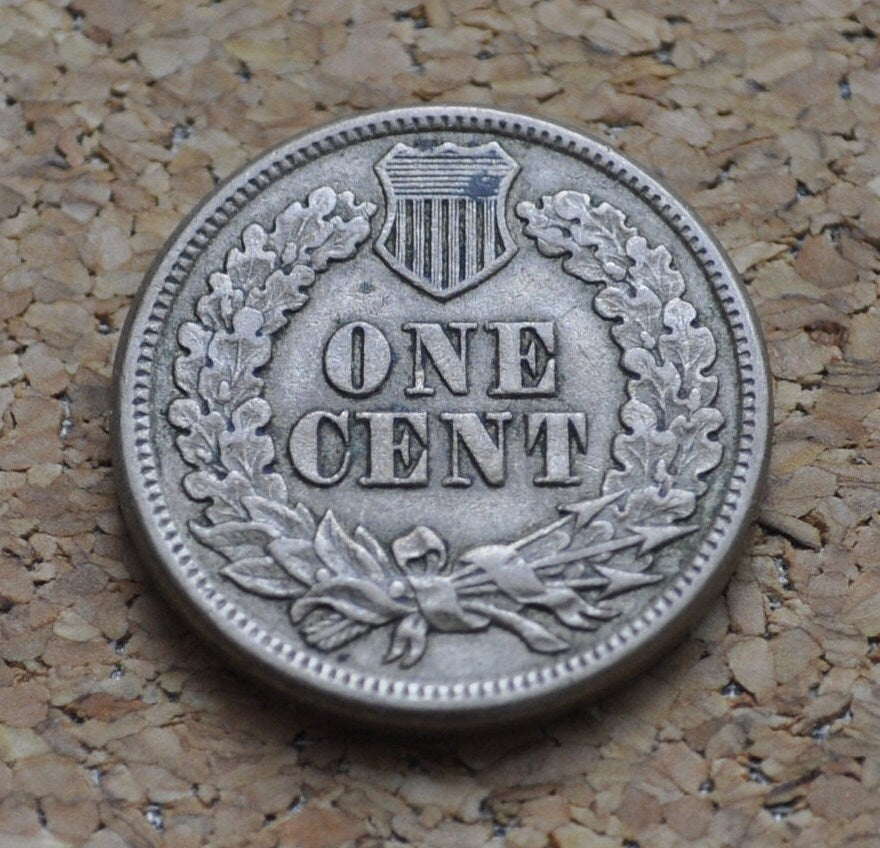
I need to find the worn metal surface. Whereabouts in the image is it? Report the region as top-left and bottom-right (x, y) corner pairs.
(113, 106), (770, 730)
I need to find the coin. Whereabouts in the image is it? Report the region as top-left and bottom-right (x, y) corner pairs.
(114, 106), (770, 730)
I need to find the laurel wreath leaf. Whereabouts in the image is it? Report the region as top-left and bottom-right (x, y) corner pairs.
(169, 184), (724, 668)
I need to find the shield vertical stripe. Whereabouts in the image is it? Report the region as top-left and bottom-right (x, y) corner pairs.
(482, 198), (495, 269)
(465, 198), (477, 282)
(431, 198), (442, 291)
(395, 199), (406, 264)
(414, 199), (424, 280)
(448, 199), (459, 290)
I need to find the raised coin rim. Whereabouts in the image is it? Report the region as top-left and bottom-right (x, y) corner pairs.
(113, 106), (771, 729)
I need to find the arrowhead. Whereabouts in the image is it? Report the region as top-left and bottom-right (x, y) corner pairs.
(629, 524), (698, 555)
(559, 491), (625, 531)
(593, 565), (663, 599)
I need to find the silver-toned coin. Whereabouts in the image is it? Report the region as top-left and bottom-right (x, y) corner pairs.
(114, 106), (770, 730)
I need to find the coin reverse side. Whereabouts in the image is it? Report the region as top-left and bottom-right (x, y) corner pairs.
(114, 107), (771, 730)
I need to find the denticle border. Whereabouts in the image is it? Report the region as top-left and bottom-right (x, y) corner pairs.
(121, 108), (766, 711)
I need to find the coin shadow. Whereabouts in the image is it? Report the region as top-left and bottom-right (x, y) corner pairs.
(113, 517), (747, 785)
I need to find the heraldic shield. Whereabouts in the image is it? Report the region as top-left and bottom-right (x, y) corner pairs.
(374, 141), (520, 300)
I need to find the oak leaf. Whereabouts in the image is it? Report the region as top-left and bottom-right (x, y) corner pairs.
(174, 321), (210, 395)
(191, 519), (278, 561)
(314, 511), (387, 581)
(225, 223), (275, 293)
(168, 398), (225, 467)
(221, 557), (303, 599)
(243, 496), (315, 540)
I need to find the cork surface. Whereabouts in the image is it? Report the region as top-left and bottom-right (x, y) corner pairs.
(2, 1), (880, 846)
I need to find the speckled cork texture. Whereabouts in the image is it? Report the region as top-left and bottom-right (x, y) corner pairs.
(1, 2), (880, 846)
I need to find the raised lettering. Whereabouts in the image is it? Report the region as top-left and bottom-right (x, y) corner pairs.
(356, 412), (429, 487)
(404, 321), (477, 397)
(289, 410), (351, 485)
(486, 321), (556, 397)
(526, 411), (588, 485)
(324, 321), (392, 397)
(441, 412), (512, 487)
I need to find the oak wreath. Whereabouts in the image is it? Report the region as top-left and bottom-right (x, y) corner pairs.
(168, 185), (723, 668)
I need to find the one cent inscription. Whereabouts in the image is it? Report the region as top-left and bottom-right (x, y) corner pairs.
(290, 318), (588, 489)
(114, 107), (770, 729)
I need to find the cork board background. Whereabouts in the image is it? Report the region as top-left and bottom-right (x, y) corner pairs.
(2, 1), (880, 846)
